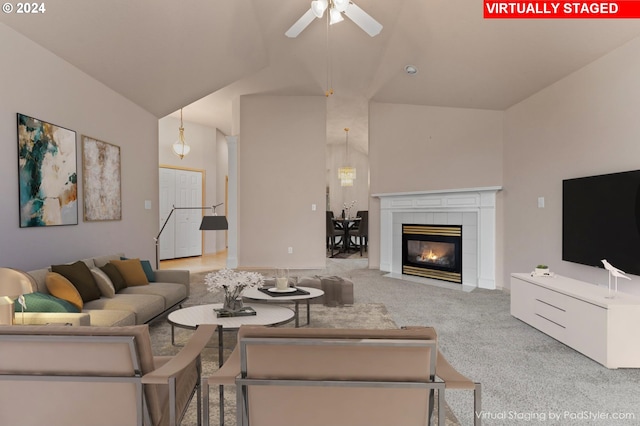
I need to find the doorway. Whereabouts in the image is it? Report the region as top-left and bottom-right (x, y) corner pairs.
(159, 167), (205, 260)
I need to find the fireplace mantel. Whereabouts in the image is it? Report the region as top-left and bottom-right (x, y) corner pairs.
(373, 187), (502, 289)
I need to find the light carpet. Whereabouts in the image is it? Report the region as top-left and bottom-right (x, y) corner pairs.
(148, 269), (459, 426)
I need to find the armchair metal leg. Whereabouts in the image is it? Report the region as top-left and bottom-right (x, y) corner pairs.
(197, 364), (202, 426)
(203, 379), (210, 426)
(438, 387), (445, 425)
(474, 383), (482, 426)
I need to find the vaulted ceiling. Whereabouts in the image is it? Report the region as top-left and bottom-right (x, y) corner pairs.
(3, 0), (640, 153)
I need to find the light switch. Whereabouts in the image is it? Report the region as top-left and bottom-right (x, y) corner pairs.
(537, 197), (545, 208)
(312, 204), (317, 211)
(145, 200), (152, 210)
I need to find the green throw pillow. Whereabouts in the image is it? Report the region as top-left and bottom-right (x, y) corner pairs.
(100, 263), (127, 293)
(18, 292), (80, 313)
(51, 261), (101, 303)
(140, 260), (156, 282)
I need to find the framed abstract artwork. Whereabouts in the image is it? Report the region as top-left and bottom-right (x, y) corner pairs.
(17, 113), (78, 227)
(81, 135), (122, 221)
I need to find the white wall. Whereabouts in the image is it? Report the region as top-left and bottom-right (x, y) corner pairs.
(216, 128), (229, 253)
(158, 116), (226, 255)
(239, 95), (326, 269)
(0, 23), (160, 271)
(368, 102), (505, 281)
(504, 35), (640, 296)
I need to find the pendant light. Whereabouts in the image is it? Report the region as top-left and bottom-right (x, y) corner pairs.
(172, 108), (191, 159)
(338, 127), (356, 187)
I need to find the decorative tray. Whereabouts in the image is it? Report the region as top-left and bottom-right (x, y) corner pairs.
(214, 306), (257, 317)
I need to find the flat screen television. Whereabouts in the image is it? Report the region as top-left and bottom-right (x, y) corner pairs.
(562, 170), (640, 276)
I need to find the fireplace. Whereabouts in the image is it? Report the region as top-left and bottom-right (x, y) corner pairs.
(402, 224), (462, 284)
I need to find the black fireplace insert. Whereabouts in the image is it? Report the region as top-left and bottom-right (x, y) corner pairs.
(402, 224), (462, 284)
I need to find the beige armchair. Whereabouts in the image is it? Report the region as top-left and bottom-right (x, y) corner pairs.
(206, 326), (450, 426)
(0, 323), (216, 426)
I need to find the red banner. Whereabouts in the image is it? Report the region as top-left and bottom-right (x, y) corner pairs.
(484, 1), (640, 18)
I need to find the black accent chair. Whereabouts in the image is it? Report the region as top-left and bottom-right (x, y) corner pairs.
(327, 211), (345, 257)
(353, 210), (368, 256)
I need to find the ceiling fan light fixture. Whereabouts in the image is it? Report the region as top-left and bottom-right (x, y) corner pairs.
(333, 0), (349, 12)
(329, 8), (344, 25)
(286, 0), (382, 38)
(312, 0), (328, 18)
(405, 65), (418, 75)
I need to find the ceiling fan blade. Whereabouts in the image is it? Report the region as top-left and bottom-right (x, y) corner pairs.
(285, 8), (317, 38)
(343, 2), (382, 37)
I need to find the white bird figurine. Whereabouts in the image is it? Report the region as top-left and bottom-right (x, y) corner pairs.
(601, 259), (631, 298)
(601, 259), (625, 274)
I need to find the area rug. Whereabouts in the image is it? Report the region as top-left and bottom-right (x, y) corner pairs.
(147, 271), (460, 425)
(329, 249), (367, 260)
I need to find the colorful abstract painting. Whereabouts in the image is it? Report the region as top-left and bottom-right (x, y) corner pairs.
(17, 113), (78, 227)
(82, 136), (121, 221)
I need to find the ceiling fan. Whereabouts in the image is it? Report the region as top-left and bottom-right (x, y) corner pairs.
(285, 0), (383, 38)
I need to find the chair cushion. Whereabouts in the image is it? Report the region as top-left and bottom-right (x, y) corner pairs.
(45, 272), (84, 311)
(100, 263), (127, 293)
(51, 261), (101, 303)
(111, 259), (149, 287)
(19, 291), (80, 313)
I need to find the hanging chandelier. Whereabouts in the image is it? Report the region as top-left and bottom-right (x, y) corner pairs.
(338, 127), (356, 187)
(172, 108), (191, 159)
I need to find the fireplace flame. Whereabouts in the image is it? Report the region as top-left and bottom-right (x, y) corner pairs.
(420, 249), (439, 262)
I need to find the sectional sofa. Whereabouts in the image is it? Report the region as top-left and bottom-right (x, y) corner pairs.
(5, 253), (189, 326)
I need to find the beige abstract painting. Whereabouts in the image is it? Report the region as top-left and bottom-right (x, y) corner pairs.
(82, 135), (121, 221)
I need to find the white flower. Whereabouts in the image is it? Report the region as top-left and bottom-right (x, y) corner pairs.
(205, 269), (264, 293)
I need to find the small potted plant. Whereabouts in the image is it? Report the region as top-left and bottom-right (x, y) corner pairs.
(535, 264), (550, 276)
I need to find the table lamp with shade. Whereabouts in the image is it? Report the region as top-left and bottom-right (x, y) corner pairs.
(0, 268), (31, 325)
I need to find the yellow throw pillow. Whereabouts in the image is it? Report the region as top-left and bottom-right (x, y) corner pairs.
(111, 259), (149, 287)
(45, 272), (83, 311)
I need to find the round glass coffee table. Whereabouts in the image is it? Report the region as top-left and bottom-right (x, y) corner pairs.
(242, 286), (324, 327)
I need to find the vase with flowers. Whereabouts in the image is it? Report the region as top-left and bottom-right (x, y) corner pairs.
(205, 269), (264, 313)
(343, 200), (357, 219)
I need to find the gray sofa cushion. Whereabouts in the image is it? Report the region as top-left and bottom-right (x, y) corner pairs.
(83, 309), (136, 326)
(83, 294), (165, 324)
(119, 282), (187, 309)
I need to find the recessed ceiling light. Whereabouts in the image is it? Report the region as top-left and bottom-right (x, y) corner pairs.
(404, 65), (418, 75)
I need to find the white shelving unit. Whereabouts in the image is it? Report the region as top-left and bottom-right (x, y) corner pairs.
(511, 273), (640, 369)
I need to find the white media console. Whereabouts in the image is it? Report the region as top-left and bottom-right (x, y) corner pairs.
(511, 273), (640, 369)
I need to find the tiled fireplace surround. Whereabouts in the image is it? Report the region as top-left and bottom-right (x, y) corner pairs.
(374, 187), (501, 290)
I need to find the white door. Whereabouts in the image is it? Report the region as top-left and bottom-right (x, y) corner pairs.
(174, 169), (203, 258)
(159, 168), (176, 261)
(159, 168), (203, 260)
